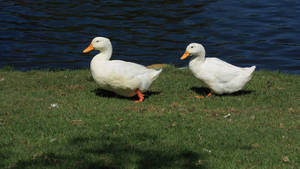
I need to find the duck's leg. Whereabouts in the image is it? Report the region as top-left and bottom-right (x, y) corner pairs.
(195, 89), (213, 99)
(207, 89), (213, 97)
(134, 89), (144, 103)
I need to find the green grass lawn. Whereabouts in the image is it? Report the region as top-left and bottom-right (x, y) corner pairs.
(0, 66), (299, 169)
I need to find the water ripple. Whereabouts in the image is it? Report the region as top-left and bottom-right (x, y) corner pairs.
(0, 0), (299, 74)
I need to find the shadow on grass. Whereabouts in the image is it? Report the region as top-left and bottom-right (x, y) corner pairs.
(92, 88), (161, 101)
(0, 142), (13, 168)
(0, 150), (10, 168)
(191, 87), (254, 97)
(10, 133), (206, 169)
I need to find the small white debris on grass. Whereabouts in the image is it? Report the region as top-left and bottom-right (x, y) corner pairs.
(0, 77), (4, 81)
(203, 148), (212, 153)
(282, 156), (290, 163)
(224, 113), (231, 118)
(195, 160), (204, 166)
(50, 138), (57, 143)
(50, 103), (59, 108)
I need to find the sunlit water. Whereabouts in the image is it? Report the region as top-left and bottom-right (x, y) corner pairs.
(1, 0), (300, 74)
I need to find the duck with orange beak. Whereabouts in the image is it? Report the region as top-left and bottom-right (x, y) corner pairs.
(181, 43), (256, 98)
(83, 37), (162, 102)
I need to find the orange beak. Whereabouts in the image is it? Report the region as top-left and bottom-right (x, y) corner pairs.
(180, 51), (190, 60)
(83, 43), (94, 53)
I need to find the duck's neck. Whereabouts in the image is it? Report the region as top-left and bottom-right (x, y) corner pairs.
(93, 47), (113, 62)
(190, 52), (206, 64)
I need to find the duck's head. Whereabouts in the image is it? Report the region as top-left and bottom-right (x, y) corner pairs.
(180, 43), (205, 60)
(83, 37), (112, 53)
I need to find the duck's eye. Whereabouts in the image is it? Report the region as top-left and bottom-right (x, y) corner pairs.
(191, 46), (194, 48)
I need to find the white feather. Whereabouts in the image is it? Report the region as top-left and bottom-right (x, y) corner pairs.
(184, 43), (255, 94)
(86, 37), (162, 97)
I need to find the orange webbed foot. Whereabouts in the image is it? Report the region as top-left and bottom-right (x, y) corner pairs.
(207, 90), (213, 97)
(134, 89), (144, 103)
(195, 89), (213, 99)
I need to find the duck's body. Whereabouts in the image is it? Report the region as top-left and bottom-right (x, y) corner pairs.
(90, 58), (162, 97)
(181, 43), (255, 95)
(189, 56), (255, 94)
(84, 37), (162, 102)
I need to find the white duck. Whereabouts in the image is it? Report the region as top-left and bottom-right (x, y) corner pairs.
(181, 43), (255, 97)
(83, 37), (162, 102)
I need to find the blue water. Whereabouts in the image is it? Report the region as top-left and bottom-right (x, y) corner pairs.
(1, 0), (300, 74)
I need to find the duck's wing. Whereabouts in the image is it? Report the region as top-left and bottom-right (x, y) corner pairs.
(204, 58), (243, 83)
(107, 60), (152, 79)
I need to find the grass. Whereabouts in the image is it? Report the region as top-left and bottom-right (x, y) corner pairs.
(0, 66), (299, 169)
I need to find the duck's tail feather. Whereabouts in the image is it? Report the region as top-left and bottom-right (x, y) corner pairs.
(250, 65), (256, 72)
(245, 65), (256, 80)
(249, 65), (256, 75)
(151, 68), (163, 81)
(139, 68), (162, 92)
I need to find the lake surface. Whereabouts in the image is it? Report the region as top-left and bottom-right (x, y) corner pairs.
(1, 0), (300, 74)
